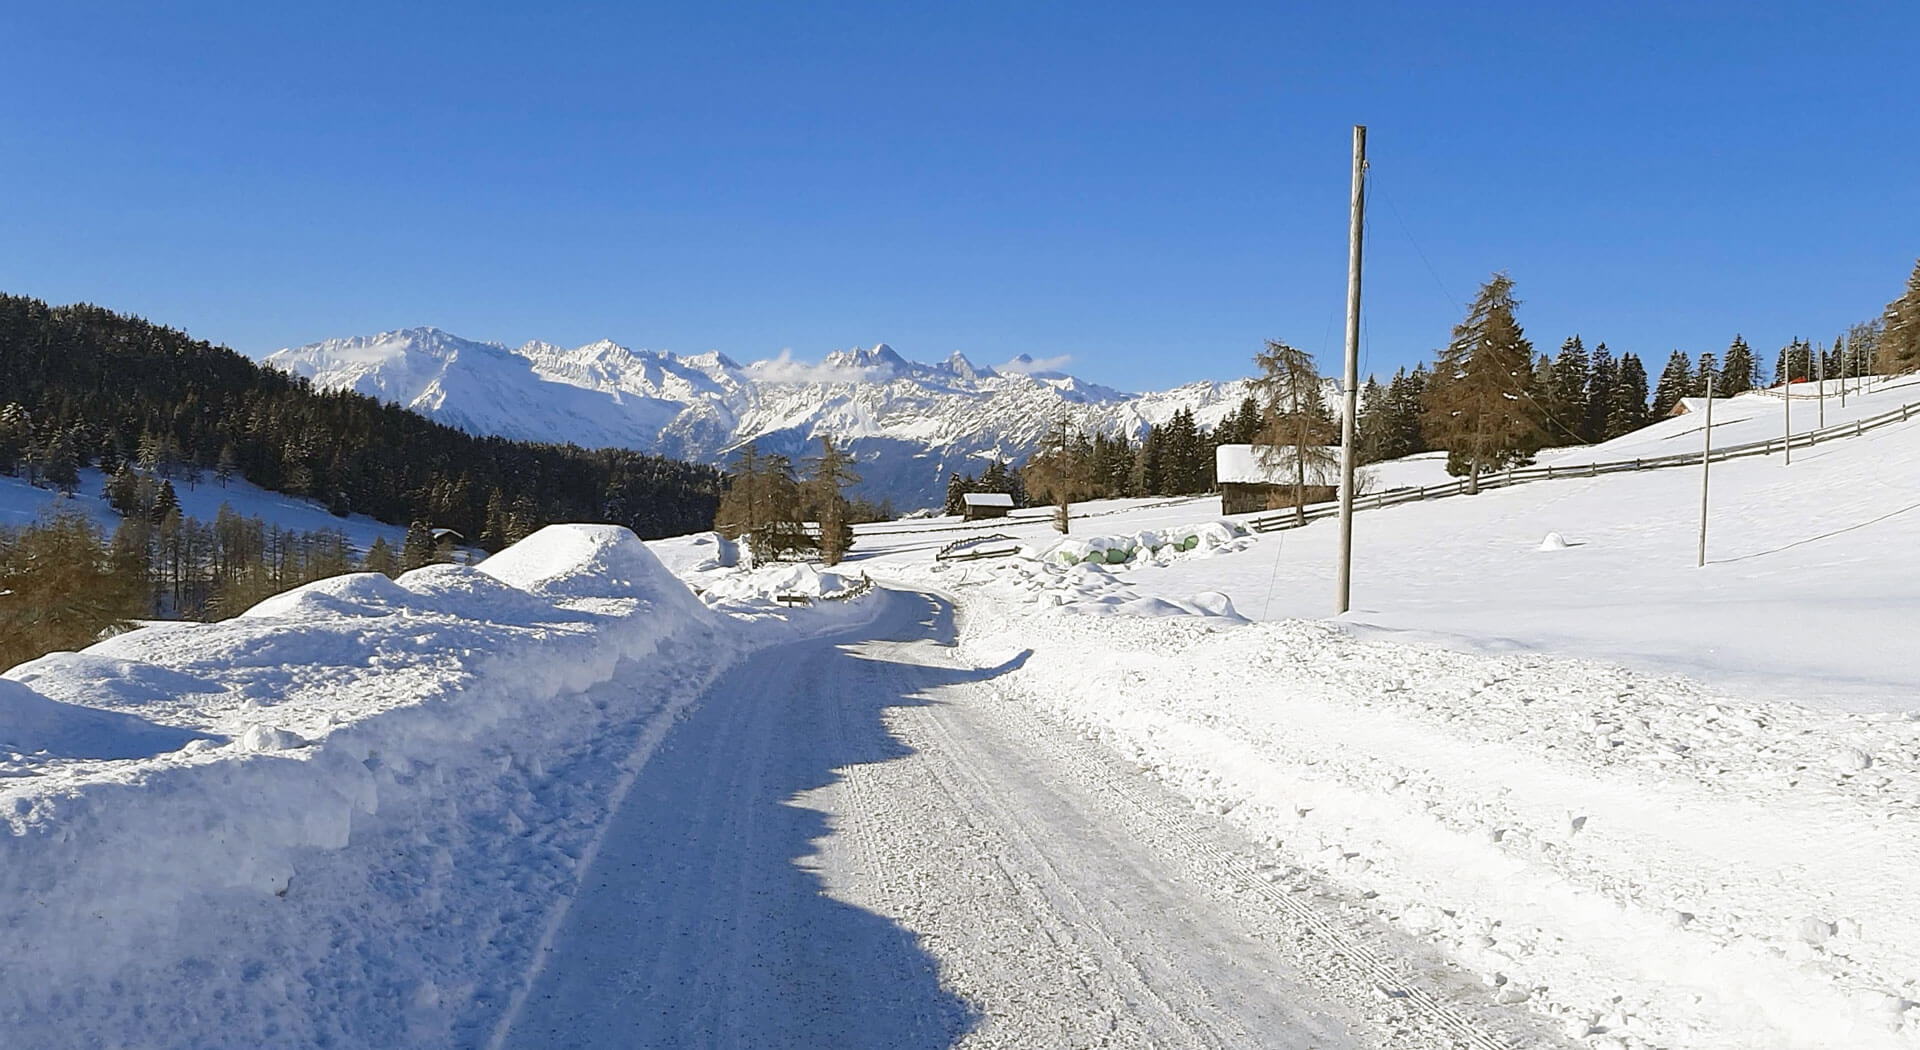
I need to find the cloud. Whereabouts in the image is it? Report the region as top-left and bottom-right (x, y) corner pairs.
(744, 349), (883, 385)
(995, 353), (1074, 376)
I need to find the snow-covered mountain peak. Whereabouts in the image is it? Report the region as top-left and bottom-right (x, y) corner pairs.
(821, 343), (909, 376)
(268, 328), (1255, 506)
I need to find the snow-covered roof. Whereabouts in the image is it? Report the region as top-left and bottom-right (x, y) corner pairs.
(962, 492), (1014, 507)
(1215, 444), (1340, 486)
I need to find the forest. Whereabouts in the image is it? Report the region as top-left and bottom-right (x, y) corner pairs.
(0, 294), (724, 547)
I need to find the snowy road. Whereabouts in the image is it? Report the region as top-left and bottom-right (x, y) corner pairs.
(493, 590), (1510, 1049)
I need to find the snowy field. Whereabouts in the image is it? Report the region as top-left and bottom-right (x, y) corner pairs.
(7, 375), (1920, 1049)
(0, 466), (409, 551)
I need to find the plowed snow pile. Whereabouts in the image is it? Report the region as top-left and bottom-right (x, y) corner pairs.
(0, 525), (730, 1049)
(943, 592), (1920, 1050)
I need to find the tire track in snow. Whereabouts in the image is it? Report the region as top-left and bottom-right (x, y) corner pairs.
(964, 659), (1520, 1050)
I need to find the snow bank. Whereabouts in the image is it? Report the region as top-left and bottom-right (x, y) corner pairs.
(951, 594), (1920, 1050)
(644, 529), (739, 577)
(695, 561), (867, 607)
(1034, 520), (1250, 567)
(0, 525), (730, 1049)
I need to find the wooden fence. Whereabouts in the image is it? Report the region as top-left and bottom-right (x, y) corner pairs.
(1251, 394), (1920, 534)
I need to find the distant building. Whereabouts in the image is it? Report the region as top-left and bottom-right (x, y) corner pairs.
(1215, 444), (1338, 515)
(1666, 397), (1722, 418)
(961, 492), (1014, 520)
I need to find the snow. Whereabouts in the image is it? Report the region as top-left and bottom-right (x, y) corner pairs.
(0, 467), (408, 553)
(269, 327), (1259, 507)
(0, 525), (738, 1048)
(12, 370), (1920, 1048)
(1215, 443), (1341, 485)
(961, 491), (1013, 507)
(817, 371), (1920, 1049)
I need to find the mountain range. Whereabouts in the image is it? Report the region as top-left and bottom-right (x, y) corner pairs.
(266, 329), (1255, 507)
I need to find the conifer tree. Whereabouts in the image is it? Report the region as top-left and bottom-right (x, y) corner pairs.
(0, 404), (28, 476)
(1252, 339), (1340, 520)
(942, 473), (966, 516)
(152, 480), (180, 523)
(1420, 274), (1546, 492)
(362, 536), (401, 578)
(1023, 417), (1084, 533)
(1585, 343), (1616, 443)
(1652, 351), (1693, 418)
(804, 436), (859, 565)
(1355, 378), (1390, 464)
(0, 511), (148, 670)
(1606, 353), (1652, 438)
(401, 521), (436, 571)
(1550, 338), (1590, 435)
(1128, 425), (1164, 497)
(1881, 258), (1920, 374)
(1720, 335), (1758, 394)
(1692, 352), (1719, 398)
(1377, 366), (1429, 458)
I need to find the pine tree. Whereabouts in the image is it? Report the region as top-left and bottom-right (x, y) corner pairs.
(362, 537), (401, 578)
(1377, 366), (1428, 458)
(1550, 338), (1590, 438)
(1355, 378), (1390, 464)
(943, 473), (966, 516)
(1585, 343), (1616, 443)
(401, 520), (436, 571)
(1606, 353), (1652, 438)
(1721, 335), (1758, 394)
(1881, 258), (1920, 374)
(40, 431), (81, 494)
(1129, 425), (1164, 497)
(104, 464), (142, 515)
(0, 404), (28, 476)
(152, 480), (180, 523)
(1692, 352), (1719, 398)
(1651, 351), (1693, 418)
(215, 444), (237, 488)
(1252, 339), (1340, 520)
(1420, 274), (1546, 492)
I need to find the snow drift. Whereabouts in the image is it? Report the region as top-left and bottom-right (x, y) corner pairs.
(0, 525), (729, 1049)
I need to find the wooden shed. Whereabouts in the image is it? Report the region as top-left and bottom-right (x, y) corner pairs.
(1215, 444), (1338, 515)
(961, 492), (1014, 520)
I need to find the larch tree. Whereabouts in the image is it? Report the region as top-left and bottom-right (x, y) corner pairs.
(804, 436), (859, 566)
(1251, 339), (1340, 522)
(1881, 258), (1920, 374)
(1023, 416), (1085, 533)
(1420, 274), (1546, 493)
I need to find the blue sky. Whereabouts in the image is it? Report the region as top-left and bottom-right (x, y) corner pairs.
(4, 2), (1915, 391)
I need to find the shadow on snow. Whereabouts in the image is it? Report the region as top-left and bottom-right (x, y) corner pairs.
(502, 589), (1016, 1049)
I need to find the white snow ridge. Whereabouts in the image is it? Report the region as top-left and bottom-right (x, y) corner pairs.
(0, 526), (731, 1048)
(266, 327), (1258, 506)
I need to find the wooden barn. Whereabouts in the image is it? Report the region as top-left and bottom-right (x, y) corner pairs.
(961, 491), (1014, 520)
(1215, 444), (1339, 515)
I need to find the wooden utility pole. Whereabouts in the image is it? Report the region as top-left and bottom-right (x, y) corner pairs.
(1336, 124), (1367, 616)
(1784, 372), (1792, 466)
(1817, 342), (1826, 428)
(1698, 376), (1713, 568)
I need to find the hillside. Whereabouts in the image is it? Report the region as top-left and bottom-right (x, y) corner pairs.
(267, 327), (1261, 507)
(0, 296), (723, 544)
